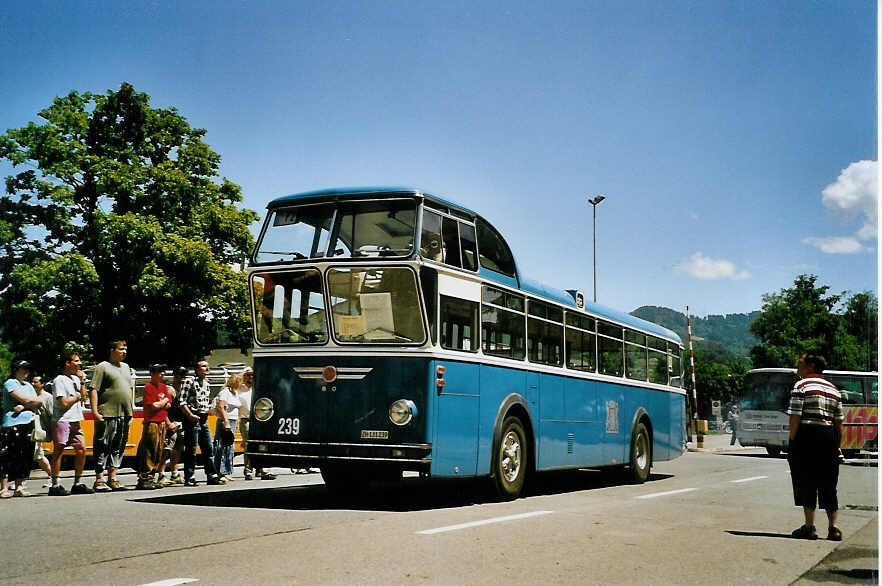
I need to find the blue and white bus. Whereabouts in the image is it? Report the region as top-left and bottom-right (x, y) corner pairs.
(245, 187), (686, 499)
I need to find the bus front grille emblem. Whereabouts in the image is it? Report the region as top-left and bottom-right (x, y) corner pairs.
(294, 367), (373, 381)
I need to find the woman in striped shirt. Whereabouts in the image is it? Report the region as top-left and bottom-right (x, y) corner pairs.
(786, 352), (844, 541)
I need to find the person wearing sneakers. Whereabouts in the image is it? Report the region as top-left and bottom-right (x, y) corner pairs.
(89, 340), (135, 493)
(136, 364), (174, 490)
(212, 373), (242, 482)
(49, 350), (93, 496)
(787, 351), (844, 542)
(179, 360), (225, 486)
(1, 360), (42, 498)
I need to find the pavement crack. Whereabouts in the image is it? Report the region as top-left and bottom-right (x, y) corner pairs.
(7, 527), (313, 580)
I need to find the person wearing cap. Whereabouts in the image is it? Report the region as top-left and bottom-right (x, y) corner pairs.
(49, 349), (93, 496)
(135, 364), (174, 490)
(89, 340), (135, 492)
(1, 360), (43, 497)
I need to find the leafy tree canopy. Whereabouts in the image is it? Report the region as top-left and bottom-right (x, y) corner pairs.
(0, 83), (259, 375)
(749, 275), (877, 371)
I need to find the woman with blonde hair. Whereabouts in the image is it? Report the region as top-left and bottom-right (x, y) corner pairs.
(213, 373), (242, 481)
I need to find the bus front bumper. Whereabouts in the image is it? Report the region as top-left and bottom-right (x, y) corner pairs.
(245, 440), (432, 473)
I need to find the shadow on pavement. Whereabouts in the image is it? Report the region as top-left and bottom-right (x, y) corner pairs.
(727, 530), (800, 539)
(130, 469), (674, 512)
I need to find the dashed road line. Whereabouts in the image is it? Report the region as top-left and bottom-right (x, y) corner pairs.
(140, 580), (199, 586)
(730, 475), (769, 483)
(635, 487), (698, 499)
(417, 511), (554, 535)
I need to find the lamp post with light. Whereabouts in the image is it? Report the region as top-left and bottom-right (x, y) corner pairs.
(587, 195), (606, 303)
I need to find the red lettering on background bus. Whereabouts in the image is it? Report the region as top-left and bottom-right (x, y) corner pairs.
(842, 406), (878, 449)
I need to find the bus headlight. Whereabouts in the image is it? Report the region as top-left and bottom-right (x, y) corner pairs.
(389, 399), (417, 426)
(253, 398), (275, 422)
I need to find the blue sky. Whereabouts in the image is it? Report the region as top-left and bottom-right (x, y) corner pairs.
(1, 1), (876, 317)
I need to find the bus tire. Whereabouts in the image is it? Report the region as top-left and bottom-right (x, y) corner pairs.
(628, 422), (651, 484)
(491, 416), (528, 500)
(766, 446), (781, 457)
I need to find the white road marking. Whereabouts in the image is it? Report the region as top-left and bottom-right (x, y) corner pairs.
(635, 488), (698, 499)
(731, 475), (769, 483)
(416, 511), (554, 535)
(139, 580), (199, 586)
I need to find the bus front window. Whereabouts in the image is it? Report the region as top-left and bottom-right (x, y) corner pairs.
(252, 270), (328, 345)
(328, 267), (425, 344)
(254, 199), (417, 263)
(740, 372), (795, 411)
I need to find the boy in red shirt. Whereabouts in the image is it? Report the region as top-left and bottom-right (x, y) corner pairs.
(136, 364), (174, 490)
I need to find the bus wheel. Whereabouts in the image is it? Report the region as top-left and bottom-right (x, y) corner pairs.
(628, 422), (651, 484)
(766, 446), (781, 457)
(492, 416), (528, 500)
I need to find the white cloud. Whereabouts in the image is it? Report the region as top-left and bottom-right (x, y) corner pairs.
(674, 252), (751, 280)
(801, 236), (868, 254)
(820, 159), (878, 240)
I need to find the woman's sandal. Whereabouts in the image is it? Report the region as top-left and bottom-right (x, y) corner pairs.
(791, 524), (818, 540)
(827, 526), (842, 541)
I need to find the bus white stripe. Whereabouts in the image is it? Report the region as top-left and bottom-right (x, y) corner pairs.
(730, 476), (768, 483)
(636, 488), (697, 499)
(416, 511), (553, 534)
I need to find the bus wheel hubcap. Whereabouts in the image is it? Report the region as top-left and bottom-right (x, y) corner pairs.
(501, 430), (521, 482)
(636, 434), (647, 469)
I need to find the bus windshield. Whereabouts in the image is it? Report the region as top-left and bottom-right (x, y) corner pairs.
(255, 199), (417, 263)
(328, 267), (425, 344)
(740, 371), (795, 411)
(252, 269), (329, 345)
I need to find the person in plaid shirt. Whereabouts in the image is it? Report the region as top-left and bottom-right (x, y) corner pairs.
(786, 352), (843, 541)
(178, 360), (224, 486)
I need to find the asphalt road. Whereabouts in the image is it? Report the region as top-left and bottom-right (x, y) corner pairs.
(1, 434), (876, 585)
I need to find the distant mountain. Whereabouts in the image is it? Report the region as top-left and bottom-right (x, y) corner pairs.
(630, 306), (760, 360)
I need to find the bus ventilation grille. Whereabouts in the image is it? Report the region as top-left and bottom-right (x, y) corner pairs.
(568, 434), (575, 454)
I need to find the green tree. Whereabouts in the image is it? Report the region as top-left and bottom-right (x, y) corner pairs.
(749, 274), (868, 370)
(842, 291), (878, 371)
(0, 83), (259, 374)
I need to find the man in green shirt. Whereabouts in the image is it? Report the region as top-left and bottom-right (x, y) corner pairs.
(89, 340), (135, 492)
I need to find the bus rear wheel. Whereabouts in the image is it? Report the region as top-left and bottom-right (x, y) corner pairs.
(628, 422), (651, 484)
(491, 416), (528, 500)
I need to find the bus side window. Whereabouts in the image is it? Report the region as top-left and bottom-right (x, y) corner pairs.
(565, 313), (596, 372)
(442, 216), (462, 268)
(598, 321), (623, 377)
(625, 330), (647, 381)
(648, 336), (668, 384)
(420, 210), (443, 261)
(481, 286), (525, 360)
(527, 300), (563, 366)
(476, 218), (516, 277)
(459, 222), (478, 271)
(440, 295), (479, 352)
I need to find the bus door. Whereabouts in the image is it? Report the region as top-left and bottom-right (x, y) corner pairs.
(433, 360), (479, 476)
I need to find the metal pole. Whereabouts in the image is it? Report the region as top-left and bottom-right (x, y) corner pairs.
(686, 305), (703, 448)
(587, 195), (604, 303)
(593, 203), (597, 303)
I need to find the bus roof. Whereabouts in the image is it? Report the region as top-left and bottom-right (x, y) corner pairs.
(266, 186), (681, 344)
(747, 367), (878, 376)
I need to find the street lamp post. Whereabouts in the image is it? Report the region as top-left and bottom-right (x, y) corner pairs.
(587, 195), (606, 303)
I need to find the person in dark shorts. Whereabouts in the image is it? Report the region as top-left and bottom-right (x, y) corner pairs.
(787, 352), (844, 541)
